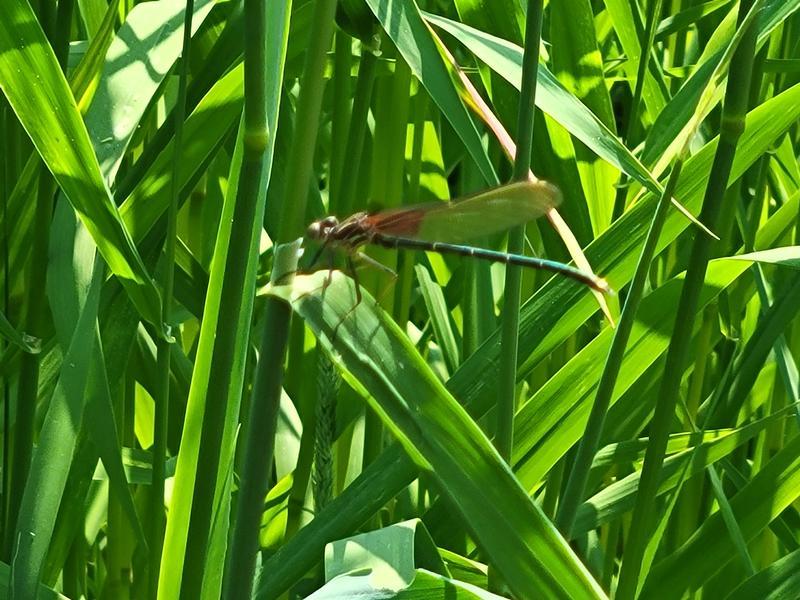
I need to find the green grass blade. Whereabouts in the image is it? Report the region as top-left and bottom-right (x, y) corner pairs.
(640, 434), (800, 598)
(424, 13), (659, 195)
(549, 0), (617, 235)
(9, 265), (102, 597)
(0, 0), (162, 331)
(88, 0), (216, 184)
(725, 549), (800, 600)
(269, 272), (607, 600)
(363, 0), (499, 187)
(119, 65), (244, 243)
(415, 265), (460, 374)
(449, 82), (800, 416)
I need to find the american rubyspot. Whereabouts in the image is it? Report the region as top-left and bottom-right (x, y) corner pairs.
(306, 180), (610, 294)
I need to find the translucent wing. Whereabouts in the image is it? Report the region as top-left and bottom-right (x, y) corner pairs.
(369, 180), (561, 244)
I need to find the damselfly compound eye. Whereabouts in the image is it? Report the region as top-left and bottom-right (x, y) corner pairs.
(307, 216), (339, 240)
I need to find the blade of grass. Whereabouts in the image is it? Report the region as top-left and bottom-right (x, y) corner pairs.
(0, 0), (162, 331)
(640, 433), (800, 598)
(492, 2), (545, 590)
(615, 2), (759, 596)
(497, 0), (543, 474)
(9, 261), (103, 597)
(269, 271), (607, 600)
(363, 0), (499, 187)
(150, 0), (196, 593)
(176, 0), (292, 588)
(556, 0), (766, 536)
(177, 0), (292, 597)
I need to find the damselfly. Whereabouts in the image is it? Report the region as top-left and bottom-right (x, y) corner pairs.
(306, 181), (610, 294)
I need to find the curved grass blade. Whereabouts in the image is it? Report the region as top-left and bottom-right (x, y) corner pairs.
(639, 434), (800, 598)
(362, 0), (498, 187)
(268, 271), (607, 600)
(723, 246), (800, 268)
(0, 0), (162, 331)
(424, 12), (714, 238)
(89, 0), (216, 184)
(427, 38), (613, 319)
(424, 12), (658, 196)
(119, 64), (244, 243)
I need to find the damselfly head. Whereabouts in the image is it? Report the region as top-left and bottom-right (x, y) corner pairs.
(307, 216), (339, 240)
